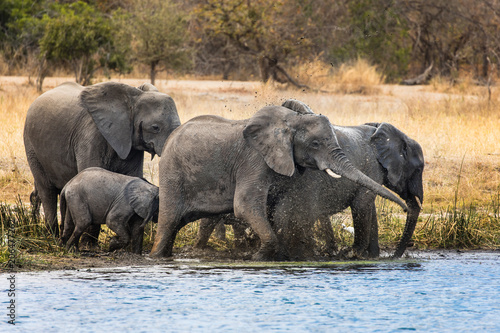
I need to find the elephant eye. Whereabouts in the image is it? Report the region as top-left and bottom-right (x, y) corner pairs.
(310, 140), (320, 149)
(151, 125), (160, 133)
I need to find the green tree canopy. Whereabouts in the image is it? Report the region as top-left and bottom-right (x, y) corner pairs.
(40, 1), (129, 86)
(117, 0), (191, 85)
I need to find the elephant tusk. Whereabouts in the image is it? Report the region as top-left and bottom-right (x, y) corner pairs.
(415, 196), (423, 210)
(326, 169), (341, 179)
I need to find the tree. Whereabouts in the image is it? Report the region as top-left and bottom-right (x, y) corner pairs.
(194, 0), (319, 87)
(0, 0), (48, 78)
(325, 0), (410, 82)
(39, 1), (129, 86)
(118, 0), (191, 85)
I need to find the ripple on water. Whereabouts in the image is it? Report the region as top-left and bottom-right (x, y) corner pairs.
(5, 252), (500, 332)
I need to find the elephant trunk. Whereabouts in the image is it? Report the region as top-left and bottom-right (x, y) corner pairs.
(392, 196), (421, 258)
(327, 147), (408, 212)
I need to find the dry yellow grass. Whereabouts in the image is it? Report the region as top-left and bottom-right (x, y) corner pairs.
(293, 57), (385, 94)
(0, 73), (499, 214)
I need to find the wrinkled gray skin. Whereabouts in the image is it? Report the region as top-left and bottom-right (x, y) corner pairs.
(271, 122), (424, 259)
(151, 100), (408, 261)
(60, 167), (159, 253)
(196, 122), (424, 259)
(24, 81), (180, 239)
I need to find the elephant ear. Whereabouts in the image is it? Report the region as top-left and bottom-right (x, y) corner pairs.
(370, 123), (409, 192)
(124, 179), (159, 220)
(243, 107), (295, 177)
(137, 83), (159, 92)
(281, 99), (315, 115)
(80, 82), (142, 160)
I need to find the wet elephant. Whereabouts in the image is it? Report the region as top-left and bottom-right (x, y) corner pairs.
(150, 100), (407, 261)
(271, 122), (424, 258)
(196, 122), (424, 259)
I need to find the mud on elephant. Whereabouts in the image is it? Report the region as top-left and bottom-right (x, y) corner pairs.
(151, 100), (407, 261)
(195, 122), (424, 259)
(60, 167), (159, 253)
(24, 81), (180, 240)
(270, 122), (424, 259)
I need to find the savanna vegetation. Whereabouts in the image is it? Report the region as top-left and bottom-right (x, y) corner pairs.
(2, 0), (500, 88)
(1, 0), (499, 269)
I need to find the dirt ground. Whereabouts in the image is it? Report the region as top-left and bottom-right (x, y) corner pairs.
(5, 246), (270, 272)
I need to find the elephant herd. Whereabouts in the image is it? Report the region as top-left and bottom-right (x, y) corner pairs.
(23, 81), (424, 261)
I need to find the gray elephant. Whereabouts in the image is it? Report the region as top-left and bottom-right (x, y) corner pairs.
(195, 122), (424, 259)
(150, 99), (408, 261)
(24, 81), (180, 239)
(270, 122), (424, 259)
(60, 167), (159, 253)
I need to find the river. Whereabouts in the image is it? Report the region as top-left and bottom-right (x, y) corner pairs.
(3, 250), (499, 332)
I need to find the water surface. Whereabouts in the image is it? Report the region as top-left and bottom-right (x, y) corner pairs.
(3, 251), (499, 332)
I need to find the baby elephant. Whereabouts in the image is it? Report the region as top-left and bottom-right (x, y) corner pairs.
(60, 167), (159, 254)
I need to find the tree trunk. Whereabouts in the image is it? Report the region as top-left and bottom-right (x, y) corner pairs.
(259, 55), (310, 89)
(150, 61), (158, 86)
(36, 56), (47, 92)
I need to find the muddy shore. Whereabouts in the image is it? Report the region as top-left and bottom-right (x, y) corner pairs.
(4, 247), (498, 273)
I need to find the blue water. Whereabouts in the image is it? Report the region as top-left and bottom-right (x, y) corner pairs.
(2, 251), (499, 332)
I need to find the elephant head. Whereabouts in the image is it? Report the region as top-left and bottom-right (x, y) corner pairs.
(124, 179), (160, 228)
(80, 82), (181, 159)
(243, 99), (408, 212)
(369, 122), (424, 257)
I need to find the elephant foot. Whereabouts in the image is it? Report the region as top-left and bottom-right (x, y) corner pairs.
(58, 238), (66, 247)
(337, 248), (362, 260)
(251, 243), (289, 261)
(149, 246), (173, 259)
(109, 237), (128, 252)
(193, 240), (210, 249)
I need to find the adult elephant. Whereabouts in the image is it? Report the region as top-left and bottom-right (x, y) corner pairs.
(150, 100), (408, 261)
(24, 81), (180, 237)
(270, 122), (424, 259)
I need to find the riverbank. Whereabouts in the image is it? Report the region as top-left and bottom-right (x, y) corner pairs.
(3, 247), (499, 273)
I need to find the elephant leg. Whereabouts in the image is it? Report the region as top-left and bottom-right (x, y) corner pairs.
(106, 209), (133, 252)
(351, 195), (377, 258)
(232, 221), (251, 250)
(37, 184), (60, 237)
(79, 225), (101, 250)
(29, 188), (41, 222)
(194, 217), (222, 248)
(25, 145), (58, 234)
(318, 215), (337, 255)
(150, 192), (184, 258)
(367, 204), (380, 258)
(129, 217), (145, 254)
(64, 200), (92, 252)
(234, 184), (285, 261)
(213, 221), (227, 241)
(151, 217), (184, 258)
(60, 206), (75, 245)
